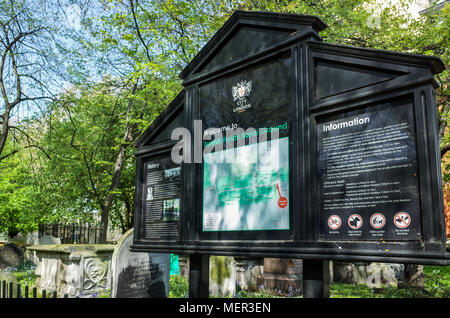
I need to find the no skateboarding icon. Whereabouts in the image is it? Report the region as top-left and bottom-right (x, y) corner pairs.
(328, 215), (341, 230)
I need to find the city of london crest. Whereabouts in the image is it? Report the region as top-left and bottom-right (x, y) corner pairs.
(232, 80), (252, 101)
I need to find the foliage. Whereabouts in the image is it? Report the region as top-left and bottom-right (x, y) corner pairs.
(238, 0), (450, 180)
(330, 265), (450, 298)
(169, 274), (189, 298)
(31, 78), (163, 232)
(423, 265), (450, 298)
(0, 140), (42, 235)
(0, 0), (448, 236)
(3, 260), (37, 296)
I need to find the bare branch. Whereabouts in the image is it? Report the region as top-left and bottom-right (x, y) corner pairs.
(442, 144), (450, 158)
(129, 0), (152, 63)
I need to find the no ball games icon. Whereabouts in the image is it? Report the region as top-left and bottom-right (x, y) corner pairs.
(328, 215), (341, 230)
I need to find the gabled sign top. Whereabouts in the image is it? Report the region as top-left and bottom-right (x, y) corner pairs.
(179, 10), (328, 80)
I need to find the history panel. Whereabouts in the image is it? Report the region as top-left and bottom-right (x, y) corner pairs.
(143, 155), (181, 240)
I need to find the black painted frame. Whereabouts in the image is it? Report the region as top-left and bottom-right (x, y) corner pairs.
(131, 11), (449, 265)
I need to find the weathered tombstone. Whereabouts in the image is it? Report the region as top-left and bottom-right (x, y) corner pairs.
(178, 255), (190, 278)
(333, 261), (404, 288)
(400, 264), (424, 289)
(257, 258), (302, 294)
(38, 235), (61, 245)
(26, 231), (39, 246)
(0, 232), (8, 243)
(209, 256), (236, 296)
(0, 243), (23, 269)
(111, 229), (170, 298)
(28, 244), (114, 297)
(234, 257), (264, 291)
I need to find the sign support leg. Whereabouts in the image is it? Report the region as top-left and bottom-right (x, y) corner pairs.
(188, 254), (210, 298)
(302, 259), (330, 298)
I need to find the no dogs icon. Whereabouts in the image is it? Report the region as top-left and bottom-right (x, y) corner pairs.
(348, 214), (363, 229)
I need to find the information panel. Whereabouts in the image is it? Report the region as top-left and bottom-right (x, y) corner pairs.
(144, 155), (181, 240)
(203, 137), (289, 231)
(318, 101), (422, 241)
(200, 53), (293, 233)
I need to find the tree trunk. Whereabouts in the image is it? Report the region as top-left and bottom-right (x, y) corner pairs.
(98, 86), (138, 243)
(98, 128), (132, 243)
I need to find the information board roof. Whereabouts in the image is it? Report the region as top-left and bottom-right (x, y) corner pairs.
(179, 10), (327, 80)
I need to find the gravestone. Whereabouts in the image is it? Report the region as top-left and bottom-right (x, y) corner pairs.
(111, 229), (170, 298)
(26, 231), (39, 246)
(38, 235), (61, 245)
(209, 256), (236, 297)
(0, 243), (23, 269)
(28, 244), (114, 297)
(0, 232), (8, 243)
(332, 261), (404, 287)
(256, 258), (302, 294)
(234, 257), (264, 291)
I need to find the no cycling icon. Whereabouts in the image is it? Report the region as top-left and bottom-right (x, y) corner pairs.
(327, 215), (342, 230)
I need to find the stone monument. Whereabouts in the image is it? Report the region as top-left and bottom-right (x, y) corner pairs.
(111, 228), (170, 298)
(28, 244), (115, 297)
(234, 257), (264, 291)
(209, 256), (236, 297)
(256, 258), (303, 294)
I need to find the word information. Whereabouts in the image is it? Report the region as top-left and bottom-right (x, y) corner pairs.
(318, 103), (421, 240)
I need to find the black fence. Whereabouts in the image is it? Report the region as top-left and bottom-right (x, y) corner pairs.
(38, 223), (104, 244)
(1, 280), (69, 298)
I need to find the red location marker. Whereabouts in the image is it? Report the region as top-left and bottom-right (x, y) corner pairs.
(276, 184), (288, 208)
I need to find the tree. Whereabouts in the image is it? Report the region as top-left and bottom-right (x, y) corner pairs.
(2, 0), (447, 240)
(0, 137), (42, 236)
(239, 0), (449, 173)
(75, 0), (234, 240)
(0, 0), (57, 160)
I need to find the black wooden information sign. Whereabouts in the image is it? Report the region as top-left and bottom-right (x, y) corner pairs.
(131, 11), (449, 266)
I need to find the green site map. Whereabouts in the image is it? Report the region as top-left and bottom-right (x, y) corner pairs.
(202, 137), (289, 231)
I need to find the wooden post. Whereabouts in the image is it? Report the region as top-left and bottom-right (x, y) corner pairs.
(188, 254), (210, 298)
(302, 259), (330, 298)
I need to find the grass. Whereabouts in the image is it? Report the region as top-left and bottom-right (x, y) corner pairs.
(329, 265), (450, 298)
(2, 262), (449, 298)
(168, 265), (450, 298)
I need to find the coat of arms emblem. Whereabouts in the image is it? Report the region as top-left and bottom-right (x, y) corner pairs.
(232, 80), (252, 101)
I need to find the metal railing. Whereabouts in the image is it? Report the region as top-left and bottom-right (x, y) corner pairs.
(38, 223), (104, 244)
(1, 280), (69, 298)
